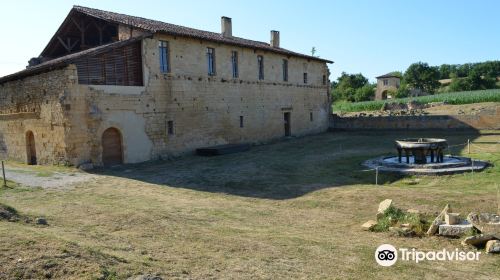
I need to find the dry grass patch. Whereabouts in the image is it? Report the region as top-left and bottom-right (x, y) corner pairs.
(0, 130), (499, 279)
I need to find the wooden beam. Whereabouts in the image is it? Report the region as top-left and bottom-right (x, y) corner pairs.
(57, 36), (79, 53)
(71, 17), (90, 46)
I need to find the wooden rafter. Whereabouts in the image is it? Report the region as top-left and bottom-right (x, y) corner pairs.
(71, 17), (90, 46)
(57, 36), (79, 53)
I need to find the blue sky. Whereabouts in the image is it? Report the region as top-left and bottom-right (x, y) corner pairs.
(1, 0), (499, 81)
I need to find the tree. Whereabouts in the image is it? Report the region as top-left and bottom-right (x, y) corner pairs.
(404, 62), (440, 94)
(331, 72), (370, 102)
(395, 81), (410, 98)
(354, 84), (375, 102)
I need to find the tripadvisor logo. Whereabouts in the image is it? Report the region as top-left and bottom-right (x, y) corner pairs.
(375, 244), (397, 266)
(375, 244), (481, 266)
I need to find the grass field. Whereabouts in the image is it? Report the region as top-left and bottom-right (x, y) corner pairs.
(333, 89), (500, 112)
(0, 130), (499, 279)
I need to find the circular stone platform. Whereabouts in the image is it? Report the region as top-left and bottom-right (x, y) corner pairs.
(363, 155), (490, 175)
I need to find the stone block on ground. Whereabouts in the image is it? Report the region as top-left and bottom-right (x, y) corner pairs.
(361, 220), (377, 231)
(377, 199), (393, 219)
(461, 234), (497, 247)
(467, 212), (500, 235)
(445, 213), (461, 225)
(427, 204), (451, 236)
(485, 240), (500, 254)
(438, 222), (472, 237)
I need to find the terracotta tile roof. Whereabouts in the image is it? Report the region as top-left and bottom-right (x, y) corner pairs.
(376, 73), (401, 79)
(72, 6), (333, 63)
(0, 36), (146, 84)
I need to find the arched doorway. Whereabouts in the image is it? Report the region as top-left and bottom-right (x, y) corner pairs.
(381, 90), (388, 100)
(26, 131), (37, 165)
(102, 127), (123, 166)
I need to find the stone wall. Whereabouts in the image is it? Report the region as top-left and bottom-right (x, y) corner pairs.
(0, 66), (76, 164)
(331, 110), (500, 131)
(62, 34), (331, 166)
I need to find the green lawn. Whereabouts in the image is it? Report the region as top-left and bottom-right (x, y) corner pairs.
(0, 130), (499, 279)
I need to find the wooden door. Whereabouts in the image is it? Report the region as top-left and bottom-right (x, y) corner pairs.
(102, 128), (123, 166)
(26, 131), (37, 165)
(284, 112), (291, 137)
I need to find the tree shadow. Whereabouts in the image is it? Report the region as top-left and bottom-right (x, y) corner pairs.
(88, 123), (484, 200)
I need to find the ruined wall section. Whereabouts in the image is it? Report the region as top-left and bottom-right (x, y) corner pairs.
(0, 66), (76, 164)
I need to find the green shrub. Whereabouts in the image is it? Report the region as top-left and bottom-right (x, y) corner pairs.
(372, 206), (430, 236)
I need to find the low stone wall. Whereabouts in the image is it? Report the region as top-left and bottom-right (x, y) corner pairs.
(330, 113), (500, 131)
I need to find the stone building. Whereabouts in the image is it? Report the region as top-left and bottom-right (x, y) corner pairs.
(375, 73), (400, 100)
(0, 6), (332, 167)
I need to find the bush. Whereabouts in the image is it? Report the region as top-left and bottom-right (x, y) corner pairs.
(372, 206), (430, 236)
(353, 85), (375, 102)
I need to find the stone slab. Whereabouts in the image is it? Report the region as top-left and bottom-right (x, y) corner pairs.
(439, 222), (473, 237)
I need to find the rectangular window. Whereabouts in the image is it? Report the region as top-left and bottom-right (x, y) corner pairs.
(383, 79), (388, 86)
(239, 116), (244, 128)
(231, 51), (239, 78)
(310, 112), (313, 122)
(282, 59), (288, 82)
(303, 73), (308, 84)
(159, 41), (170, 73)
(207, 48), (216, 76)
(167, 120), (174, 135)
(322, 75), (327, 85)
(258, 55), (264, 80)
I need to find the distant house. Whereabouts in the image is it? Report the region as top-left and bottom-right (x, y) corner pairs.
(375, 73), (400, 100)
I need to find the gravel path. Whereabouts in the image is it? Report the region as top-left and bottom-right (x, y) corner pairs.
(3, 166), (98, 189)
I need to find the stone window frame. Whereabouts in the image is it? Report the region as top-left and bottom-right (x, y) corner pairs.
(167, 120), (174, 135)
(159, 40), (170, 73)
(282, 59), (288, 82)
(257, 55), (264, 80)
(303, 72), (308, 84)
(231, 51), (239, 78)
(207, 47), (216, 76)
(383, 79), (388, 86)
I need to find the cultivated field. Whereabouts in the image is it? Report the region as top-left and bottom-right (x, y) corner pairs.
(333, 89), (500, 112)
(0, 130), (499, 279)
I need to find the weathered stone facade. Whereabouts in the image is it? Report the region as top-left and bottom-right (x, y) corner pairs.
(68, 35), (330, 165)
(0, 67), (76, 164)
(0, 8), (331, 167)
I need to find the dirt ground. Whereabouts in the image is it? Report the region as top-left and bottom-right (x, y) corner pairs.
(341, 102), (499, 117)
(0, 130), (499, 279)
(3, 164), (97, 189)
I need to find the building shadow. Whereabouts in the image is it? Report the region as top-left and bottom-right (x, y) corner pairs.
(89, 120), (484, 200)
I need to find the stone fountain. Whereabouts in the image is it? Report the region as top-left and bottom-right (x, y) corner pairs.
(362, 138), (489, 175)
(395, 138), (447, 164)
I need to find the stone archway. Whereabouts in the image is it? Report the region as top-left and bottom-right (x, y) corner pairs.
(381, 90), (388, 100)
(26, 131), (37, 165)
(102, 127), (123, 166)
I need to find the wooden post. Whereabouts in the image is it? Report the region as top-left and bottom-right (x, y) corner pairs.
(467, 139), (470, 154)
(375, 167), (379, 186)
(496, 183), (499, 215)
(1, 161), (6, 188)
